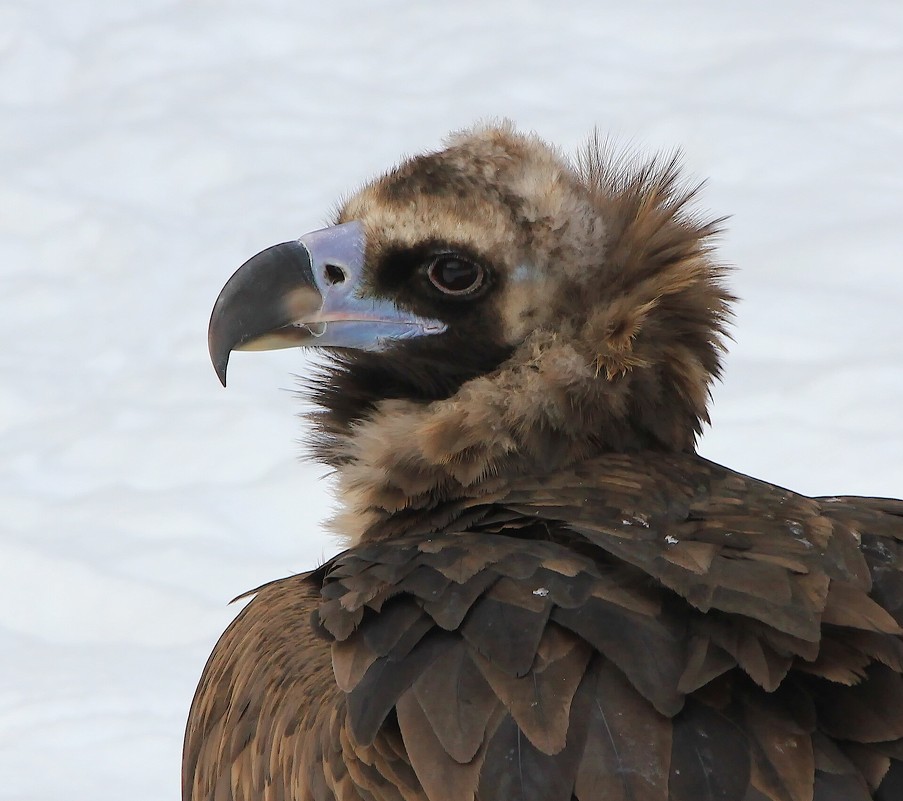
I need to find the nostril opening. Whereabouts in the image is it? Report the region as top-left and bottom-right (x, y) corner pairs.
(324, 263), (346, 285)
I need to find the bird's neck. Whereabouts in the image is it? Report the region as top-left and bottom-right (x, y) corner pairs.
(319, 331), (676, 543)
(323, 398), (553, 544)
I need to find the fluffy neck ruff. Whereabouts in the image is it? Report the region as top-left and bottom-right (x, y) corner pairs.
(310, 143), (733, 544)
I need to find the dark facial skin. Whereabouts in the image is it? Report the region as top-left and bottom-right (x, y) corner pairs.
(308, 241), (514, 443)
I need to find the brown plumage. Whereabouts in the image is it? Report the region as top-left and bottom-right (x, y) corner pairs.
(188, 124), (903, 801)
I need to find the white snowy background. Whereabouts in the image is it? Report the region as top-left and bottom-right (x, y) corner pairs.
(2, 1), (902, 798)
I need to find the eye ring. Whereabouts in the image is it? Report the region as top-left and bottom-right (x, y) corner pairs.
(426, 255), (486, 297)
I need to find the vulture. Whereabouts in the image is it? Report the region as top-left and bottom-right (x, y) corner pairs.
(187, 124), (903, 801)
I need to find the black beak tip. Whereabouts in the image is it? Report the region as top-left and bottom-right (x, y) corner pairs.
(208, 277), (242, 387)
(207, 241), (319, 388)
(212, 353), (229, 387)
(208, 312), (231, 387)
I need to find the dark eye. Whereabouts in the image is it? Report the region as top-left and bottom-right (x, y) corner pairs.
(426, 255), (486, 296)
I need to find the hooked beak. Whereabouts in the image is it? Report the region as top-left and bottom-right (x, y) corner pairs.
(207, 220), (445, 386)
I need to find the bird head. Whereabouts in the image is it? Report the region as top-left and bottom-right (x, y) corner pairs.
(209, 124), (732, 539)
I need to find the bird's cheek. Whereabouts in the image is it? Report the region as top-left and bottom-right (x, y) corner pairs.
(498, 274), (554, 342)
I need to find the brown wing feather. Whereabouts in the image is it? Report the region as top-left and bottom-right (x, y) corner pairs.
(183, 573), (351, 801)
(184, 453), (903, 800)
